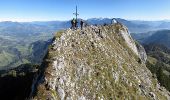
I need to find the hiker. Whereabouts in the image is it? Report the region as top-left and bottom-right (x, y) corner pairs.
(80, 19), (84, 30)
(71, 18), (76, 29)
(71, 18), (73, 29)
(75, 19), (78, 29)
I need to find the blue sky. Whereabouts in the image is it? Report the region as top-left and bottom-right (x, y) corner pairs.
(0, 0), (170, 21)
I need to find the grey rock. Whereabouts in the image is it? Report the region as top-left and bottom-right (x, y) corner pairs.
(136, 42), (147, 63)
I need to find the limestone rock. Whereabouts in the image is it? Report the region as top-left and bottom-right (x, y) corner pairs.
(136, 42), (147, 63)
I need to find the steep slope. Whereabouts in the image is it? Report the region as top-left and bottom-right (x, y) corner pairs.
(144, 44), (170, 91)
(31, 23), (170, 100)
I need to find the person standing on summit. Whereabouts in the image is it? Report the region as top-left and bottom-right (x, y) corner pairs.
(71, 19), (74, 29)
(80, 19), (84, 30)
(71, 18), (76, 29)
(75, 19), (78, 29)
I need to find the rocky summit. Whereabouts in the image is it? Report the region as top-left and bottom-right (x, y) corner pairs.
(30, 23), (170, 100)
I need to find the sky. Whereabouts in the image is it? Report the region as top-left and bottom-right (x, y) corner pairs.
(0, 0), (170, 22)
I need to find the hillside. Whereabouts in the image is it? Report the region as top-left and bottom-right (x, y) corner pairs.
(131, 29), (170, 93)
(131, 31), (154, 43)
(144, 44), (170, 91)
(0, 21), (54, 69)
(30, 23), (170, 99)
(0, 64), (38, 100)
(0, 38), (51, 70)
(131, 30), (170, 49)
(143, 30), (170, 48)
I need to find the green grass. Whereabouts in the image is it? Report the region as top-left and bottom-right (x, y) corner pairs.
(11, 59), (30, 68)
(55, 30), (64, 39)
(16, 46), (29, 55)
(0, 51), (15, 67)
(147, 56), (157, 65)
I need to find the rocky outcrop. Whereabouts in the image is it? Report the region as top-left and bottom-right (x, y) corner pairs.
(117, 24), (139, 56)
(116, 24), (147, 63)
(136, 42), (147, 63)
(31, 23), (170, 100)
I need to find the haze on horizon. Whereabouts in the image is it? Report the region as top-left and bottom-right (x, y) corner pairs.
(0, 0), (170, 22)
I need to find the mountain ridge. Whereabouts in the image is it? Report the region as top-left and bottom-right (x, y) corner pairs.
(30, 23), (170, 99)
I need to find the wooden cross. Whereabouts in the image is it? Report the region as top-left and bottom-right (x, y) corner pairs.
(73, 5), (79, 21)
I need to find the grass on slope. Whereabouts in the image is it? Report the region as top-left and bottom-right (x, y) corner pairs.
(0, 51), (15, 68)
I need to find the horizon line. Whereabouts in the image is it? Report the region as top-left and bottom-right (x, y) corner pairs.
(0, 17), (170, 22)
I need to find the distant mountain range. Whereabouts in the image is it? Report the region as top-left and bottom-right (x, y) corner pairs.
(0, 18), (170, 69)
(1, 18), (170, 35)
(86, 18), (170, 33)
